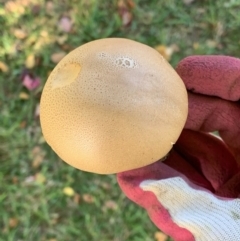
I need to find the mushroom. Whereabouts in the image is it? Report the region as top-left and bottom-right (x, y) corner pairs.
(40, 38), (188, 174)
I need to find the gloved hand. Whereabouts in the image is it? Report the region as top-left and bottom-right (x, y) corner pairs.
(117, 56), (240, 241)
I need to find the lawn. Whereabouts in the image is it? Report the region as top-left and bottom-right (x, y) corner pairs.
(1, 0), (240, 241)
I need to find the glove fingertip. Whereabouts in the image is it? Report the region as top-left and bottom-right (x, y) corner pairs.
(176, 55), (240, 101)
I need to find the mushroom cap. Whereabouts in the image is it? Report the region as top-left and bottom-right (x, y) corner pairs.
(40, 38), (188, 174)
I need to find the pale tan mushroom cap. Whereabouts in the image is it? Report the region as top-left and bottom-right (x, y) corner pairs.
(40, 38), (188, 174)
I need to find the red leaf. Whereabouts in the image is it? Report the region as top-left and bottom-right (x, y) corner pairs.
(22, 74), (40, 90)
(58, 17), (72, 33)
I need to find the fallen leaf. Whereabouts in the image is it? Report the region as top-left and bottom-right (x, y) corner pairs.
(83, 194), (94, 203)
(127, 0), (135, 8)
(25, 54), (35, 69)
(193, 42), (199, 50)
(19, 120), (27, 128)
(31, 4), (41, 15)
(155, 44), (178, 61)
(17, 0), (31, 7)
(40, 30), (49, 38)
(46, 1), (54, 14)
(35, 173), (46, 184)
(32, 154), (44, 168)
(31, 146), (45, 169)
(63, 187), (75, 196)
(12, 176), (18, 184)
(58, 17), (72, 33)
(14, 29), (27, 39)
(5, 1), (25, 15)
(154, 231), (168, 241)
(34, 103), (40, 118)
(22, 74), (41, 90)
(73, 193), (81, 204)
(216, 21), (224, 37)
(182, 0), (195, 4)
(101, 182), (111, 190)
(51, 52), (66, 63)
(102, 200), (118, 212)
(60, 44), (73, 51)
(122, 11), (132, 26)
(32, 146), (41, 155)
(19, 92), (29, 100)
(0, 61), (9, 73)
(50, 213), (60, 225)
(38, 135), (46, 144)
(118, 0), (126, 10)
(196, 8), (206, 14)
(9, 218), (19, 228)
(118, 0), (133, 26)
(109, 217), (116, 225)
(206, 39), (217, 48)
(24, 175), (35, 184)
(57, 35), (68, 45)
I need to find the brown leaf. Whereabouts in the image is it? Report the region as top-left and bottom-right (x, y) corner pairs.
(38, 135), (46, 144)
(56, 35), (68, 45)
(154, 231), (168, 241)
(206, 39), (217, 48)
(14, 29), (27, 39)
(155, 44), (178, 61)
(9, 218), (19, 228)
(17, 0), (31, 6)
(118, 0), (133, 26)
(60, 44), (72, 51)
(34, 103), (40, 118)
(32, 146), (41, 155)
(12, 176), (18, 184)
(83, 194), (94, 203)
(40, 30), (49, 38)
(101, 182), (111, 190)
(193, 42), (199, 50)
(32, 155), (44, 168)
(19, 92), (29, 100)
(35, 173), (46, 184)
(19, 120), (27, 128)
(51, 52), (66, 63)
(31, 146), (45, 168)
(31, 4), (41, 15)
(127, 0), (135, 8)
(102, 200), (118, 212)
(5, 1), (25, 15)
(118, 0), (126, 9)
(25, 54), (35, 69)
(46, 1), (54, 14)
(122, 11), (132, 26)
(58, 17), (72, 33)
(182, 0), (195, 4)
(73, 193), (81, 204)
(24, 175), (35, 184)
(0, 61), (9, 73)
(216, 22), (224, 37)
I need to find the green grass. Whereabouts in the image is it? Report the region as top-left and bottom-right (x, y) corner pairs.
(1, 0), (240, 240)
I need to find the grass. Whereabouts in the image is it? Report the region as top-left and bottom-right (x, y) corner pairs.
(1, 0), (240, 240)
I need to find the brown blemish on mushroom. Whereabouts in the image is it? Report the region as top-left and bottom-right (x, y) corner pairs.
(51, 62), (81, 89)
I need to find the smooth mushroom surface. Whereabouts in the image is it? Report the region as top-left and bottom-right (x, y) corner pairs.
(40, 38), (188, 174)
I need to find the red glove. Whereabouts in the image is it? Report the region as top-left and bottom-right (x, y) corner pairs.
(117, 56), (240, 241)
